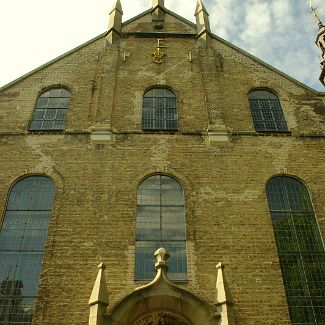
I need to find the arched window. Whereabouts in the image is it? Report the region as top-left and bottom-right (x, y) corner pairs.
(248, 90), (288, 132)
(135, 175), (187, 281)
(0, 176), (55, 324)
(142, 88), (178, 130)
(266, 176), (325, 324)
(29, 88), (71, 131)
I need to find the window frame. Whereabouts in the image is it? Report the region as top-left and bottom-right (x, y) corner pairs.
(135, 174), (187, 282)
(248, 89), (289, 133)
(0, 175), (56, 324)
(141, 87), (178, 132)
(266, 175), (325, 324)
(28, 87), (71, 132)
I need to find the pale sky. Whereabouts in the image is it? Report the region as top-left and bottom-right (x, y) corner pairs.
(0, 0), (324, 91)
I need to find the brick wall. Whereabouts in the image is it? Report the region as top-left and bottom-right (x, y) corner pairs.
(0, 12), (324, 325)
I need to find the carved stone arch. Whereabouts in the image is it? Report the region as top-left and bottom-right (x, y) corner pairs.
(109, 290), (215, 325)
(108, 250), (217, 325)
(89, 249), (235, 325)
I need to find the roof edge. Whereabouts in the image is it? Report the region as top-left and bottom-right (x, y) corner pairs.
(0, 6), (324, 95)
(209, 32), (325, 95)
(0, 32), (106, 92)
(122, 7), (196, 30)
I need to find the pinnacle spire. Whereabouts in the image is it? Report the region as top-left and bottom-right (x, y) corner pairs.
(311, 1), (325, 86)
(110, 0), (123, 15)
(152, 0), (165, 25)
(194, 0), (211, 46)
(152, 0), (164, 8)
(89, 263), (109, 325)
(106, 0), (123, 44)
(195, 0), (209, 16)
(215, 263), (235, 325)
(89, 262), (109, 306)
(215, 263), (233, 305)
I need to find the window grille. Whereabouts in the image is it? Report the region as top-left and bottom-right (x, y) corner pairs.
(142, 88), (178, 130)
(135, 175), (187, 281)
(29, 88), (71, 131)
(248, 90), (288, 132)
(266, 176), (325, 324)
(0, 176), (55, 324)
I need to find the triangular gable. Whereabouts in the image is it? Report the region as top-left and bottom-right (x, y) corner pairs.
(0, 5), (324, 95)
(122, 9), (196, 34)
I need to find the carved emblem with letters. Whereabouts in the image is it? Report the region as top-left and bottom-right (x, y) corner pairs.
(152, 47), (166, 63)
(133, 311), (191, 325)
(152, 39), (167, 63)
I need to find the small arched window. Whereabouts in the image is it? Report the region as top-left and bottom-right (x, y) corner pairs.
(29, 88), (71, 131)
(142, 88), (178, 130)
(135, 175), (187, 281)
(266, 176), (325, 324)
(0, 176), (55, 323)
(248, 90), (288, 132)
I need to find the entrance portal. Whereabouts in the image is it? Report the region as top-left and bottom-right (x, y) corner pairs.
(133, 311), (191, 325)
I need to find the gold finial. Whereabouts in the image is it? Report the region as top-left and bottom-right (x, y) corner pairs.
(310, 0), (323, 27)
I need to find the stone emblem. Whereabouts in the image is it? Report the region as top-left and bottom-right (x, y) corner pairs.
(152, 47), (166, 63)
(133, 311), (191, 325)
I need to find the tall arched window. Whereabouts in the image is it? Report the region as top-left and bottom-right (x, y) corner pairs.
(29, 88), (71, 131)
(142, 88), (178, 130)
(0, 176), (55, 324)
(135, 175), (187, 281)
(266, 176), (325, 324)
(248, 90), (288, 132)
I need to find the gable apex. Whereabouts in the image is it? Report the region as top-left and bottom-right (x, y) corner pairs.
(195, 0), (209, 16)
(109, 0), (123, 15)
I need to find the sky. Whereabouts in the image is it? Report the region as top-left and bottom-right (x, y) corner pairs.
(0, 0), (324, 91)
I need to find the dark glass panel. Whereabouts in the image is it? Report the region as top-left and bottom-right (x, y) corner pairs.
(33, 109), (45, 120)
(47, 98), (59, 108)
(162, 241), (187, 281)
(49, 89), (61, 97)
(248, 90), (278, 100)
(142, 88), (177, 130)
(135, 175), (186, 281)
(136, 206), (160, 241)
(135, 241), (187, 281)
(56, 110), (67, 121)
(135, 241), (160, 280)
(58, 97), (70, 108)
(0, 176), (55, 324)
(53, 120), (65, 129)
(29, 88), (70, 131)
(44, 109), (56, 120)
(266, 176), (325, 324)
(36, 97), (48, 109)
(248, 90), (288, 132)
(42, 120), (54, 130)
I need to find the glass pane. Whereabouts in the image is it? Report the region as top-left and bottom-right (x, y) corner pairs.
(44, 109), (57, 120)
(266, 176), (325, 324)
(136, 206), (160, 241)
(162, 241), (187, 281)
(36, 98), (48, 108)
(248, 91), (288, 132)
(0, 176), (55, 324)
(248, 90), (277, 100)
(135, 175), (186, 281)
(142, 88), (177, 130)
(135, 241), (160, 280)
(30, 88), (70, 131)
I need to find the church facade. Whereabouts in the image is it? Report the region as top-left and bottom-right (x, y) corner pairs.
(0, 1), (325, 324)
